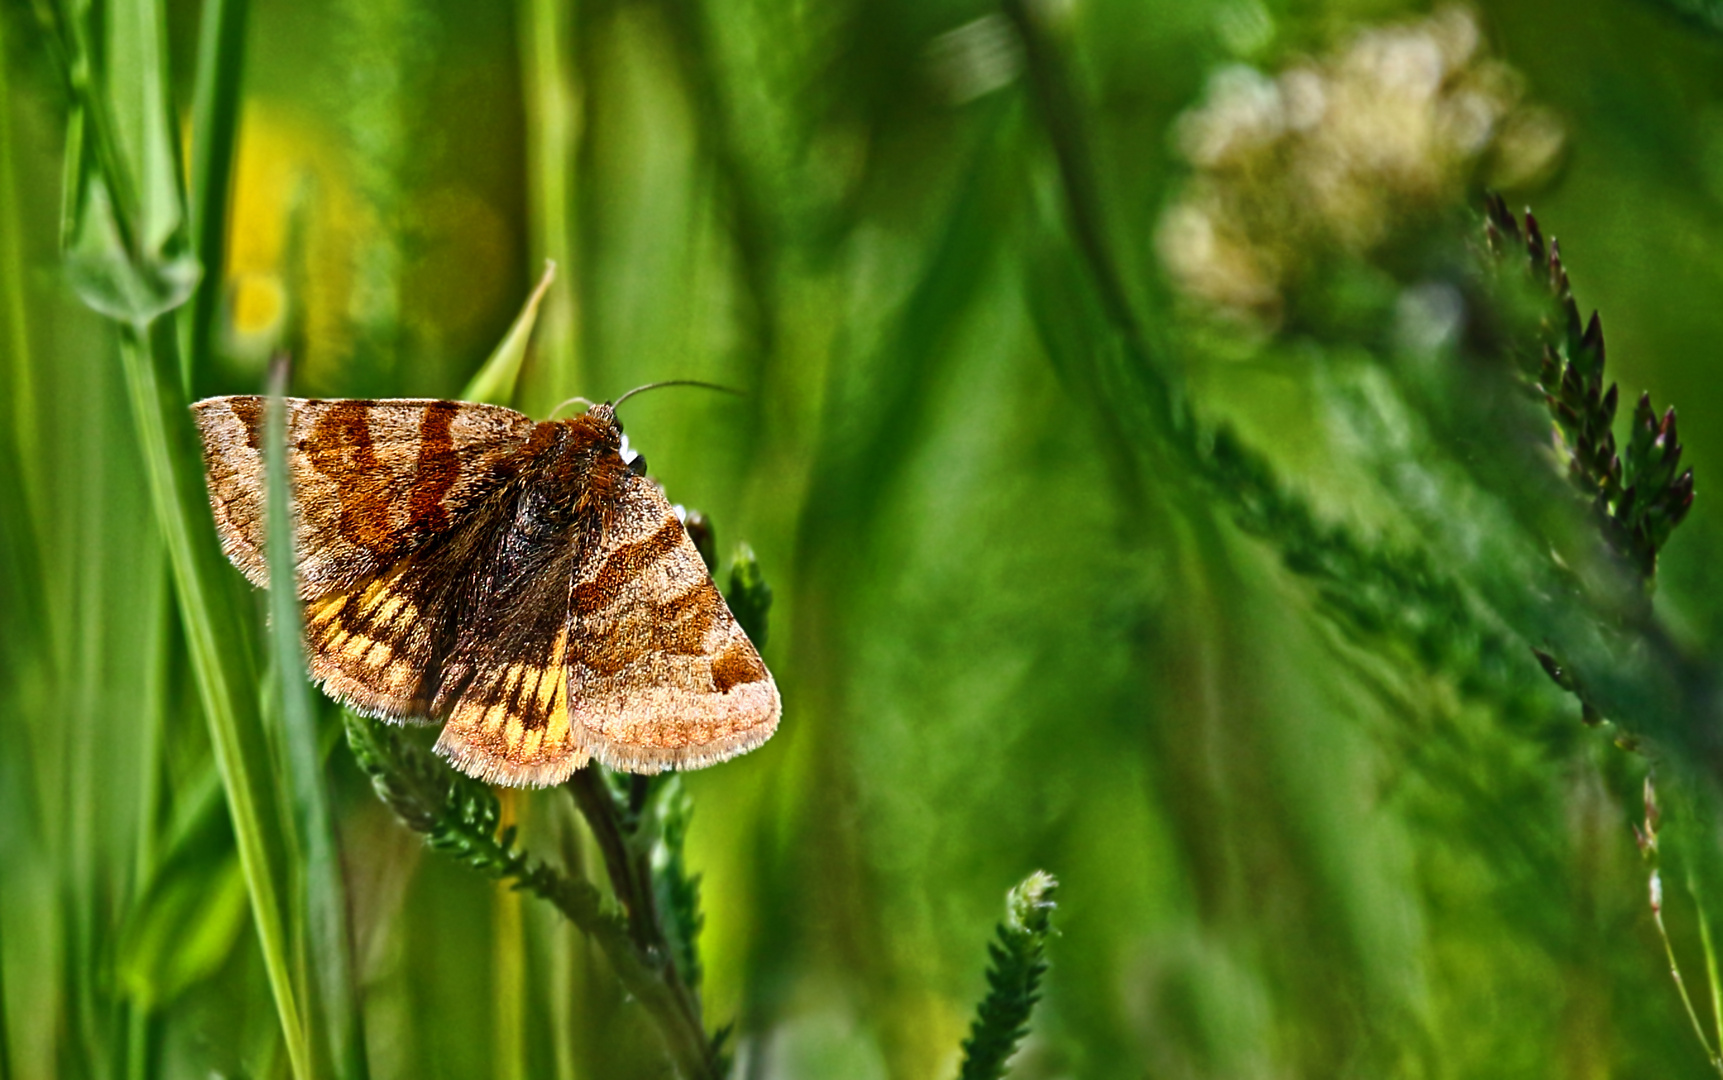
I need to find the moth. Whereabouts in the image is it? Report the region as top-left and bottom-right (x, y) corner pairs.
(192, 395), (780, 787)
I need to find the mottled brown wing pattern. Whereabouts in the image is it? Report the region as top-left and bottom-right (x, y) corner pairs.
(298, 487), (523, 723)
(192, 396), (535, 598)
(561, 473), (779, 773)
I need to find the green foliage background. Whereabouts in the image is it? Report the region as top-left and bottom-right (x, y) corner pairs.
(4, 0), (1723, 1076)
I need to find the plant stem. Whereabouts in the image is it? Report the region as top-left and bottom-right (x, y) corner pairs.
(266, 359), (368, 1080)
(180, 0), (251, 395)
(345, 714), (720, 1079)
(494, 791), (526, 1080)
(1001, 0), (1167, 416)
(1691, 871), (1723, 1070)
(0, 4), (41, 533)
(1651, 871), (1723, 1075)
(118, 318), (310, 1080)
(565, 771), (719, 1079)
(518, 0), (582, 404)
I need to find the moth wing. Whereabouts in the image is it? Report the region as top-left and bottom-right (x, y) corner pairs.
(563, 475), (780, 774)
(297, 480), (533, 724)
(428, 514), (590, 787)
(192, 396), (536, 599)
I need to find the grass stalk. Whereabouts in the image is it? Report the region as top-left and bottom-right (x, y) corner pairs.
(517, 0), (582, 403)
(118, 318), (310, 1080)
(0, 5), (41, 533)
(1002, 0), (1165, 413)
(49, 0), (313, 1068)
(345, 716), (717, 1076)
(266, 359), (368, 1079)
(564, 772), (720, 1079)
(1689, 871), (1723, 1065)
(0, 913), (11, 1080)
(1650, 869), (1723, 1074)
(493, 792), (526, 1080)
(180, 0), (251, 394)
(957, 871), (1059, 1080)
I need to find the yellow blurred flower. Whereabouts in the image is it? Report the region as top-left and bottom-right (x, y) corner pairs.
(222, 101), (360, 378)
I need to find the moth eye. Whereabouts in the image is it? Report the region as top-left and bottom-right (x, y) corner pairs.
(628, 454), (649, 477)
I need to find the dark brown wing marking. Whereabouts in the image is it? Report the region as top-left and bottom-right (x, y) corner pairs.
(192, 396), (535, 598)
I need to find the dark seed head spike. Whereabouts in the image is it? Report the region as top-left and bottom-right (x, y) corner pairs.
(1525, 212), (1547, 266)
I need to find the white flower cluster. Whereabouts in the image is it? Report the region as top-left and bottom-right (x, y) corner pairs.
(1156, 7), (1563, 322)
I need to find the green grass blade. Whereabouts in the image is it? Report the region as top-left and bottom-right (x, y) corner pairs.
(493, 794), (526, 1080)
(0, 6), (40, 536)
(179, 0), (251, 396)
(266, 362), (368, 1079)
(462, 261), (556, 406)
(119, 319), (311, 1080)
(51, 0), (314, 1069)
(517, 0), (582, 406)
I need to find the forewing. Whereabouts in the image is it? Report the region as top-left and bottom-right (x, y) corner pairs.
(192, 396), (535, 598)
(564, 475), (780, 773)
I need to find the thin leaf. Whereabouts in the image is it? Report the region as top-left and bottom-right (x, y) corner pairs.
(462, 260), (557, 406)
(266, 358), (368, 1079)
(518, 0), (583, 406)
(179, 0), (251, 394)
(59, 0), (199, 323)
(49, 0), (312, 1068)
(118, 320), (310, 1080)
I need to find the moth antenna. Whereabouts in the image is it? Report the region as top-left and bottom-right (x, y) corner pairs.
(548, 395), (599, 419)
(612, 379), (742, 409)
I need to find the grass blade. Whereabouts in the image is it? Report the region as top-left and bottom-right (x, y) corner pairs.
(0, 5), (40, 536)
(462, 260), (557, 406)
(119, 320), (310, 1080)
(266, 359), (368, 1079)
(119, 320), (310, 1078)
(180, 0), (251, 395)
(47, 0), (314, 1070)
(517, 0), (582, 406)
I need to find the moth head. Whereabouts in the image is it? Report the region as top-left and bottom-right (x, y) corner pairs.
(549, 380), (742, 475)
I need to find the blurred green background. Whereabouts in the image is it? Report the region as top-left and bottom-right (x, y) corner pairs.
(5, 0), (1723, 1076)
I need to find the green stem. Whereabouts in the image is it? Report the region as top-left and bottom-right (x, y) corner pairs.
(0, 913), (11, 1080)
(493, 793), (526, 1080)
(345, 715), (718, 1079)
(1001, 0), (1169, 422)
(518, 0), (582, 403)
(180, 0), (252, 395)
(266, 360), (368, 1079)
(1690, 872), (1723, 1062)
(0, 5), (40, 532)
(1651, 873), (1723, 1075)
(118, 318), (311, 1080)
(565, 772), (717, 1079)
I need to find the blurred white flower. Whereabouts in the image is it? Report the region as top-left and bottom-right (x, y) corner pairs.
(1157, 6), (1564, 324)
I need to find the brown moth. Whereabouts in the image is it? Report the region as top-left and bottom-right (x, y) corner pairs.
(191, 396), (780, 787)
